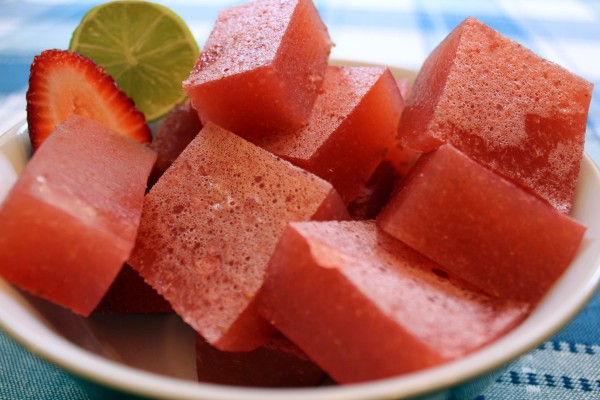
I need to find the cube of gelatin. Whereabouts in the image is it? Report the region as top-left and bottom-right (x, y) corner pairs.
(258, 220), (528, 383)
(0, 115), (156, 316)
(398, 17), (593, 214)
(129, 122), (348, 351)
(377, 144), (586, 304)
(254, 66), (404, 204)
(183, 0), (331, 138)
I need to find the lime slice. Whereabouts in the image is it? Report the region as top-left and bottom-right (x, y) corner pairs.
(69, 1), (200, 121)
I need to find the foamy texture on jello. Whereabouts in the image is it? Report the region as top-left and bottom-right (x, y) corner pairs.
(129, 122), (347, 351)
(191, 0), (293, 80)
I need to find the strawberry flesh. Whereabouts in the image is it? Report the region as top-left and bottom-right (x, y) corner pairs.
(26, 49), (151, 151)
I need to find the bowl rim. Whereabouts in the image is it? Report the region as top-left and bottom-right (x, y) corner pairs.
(1, 76), (600, 400)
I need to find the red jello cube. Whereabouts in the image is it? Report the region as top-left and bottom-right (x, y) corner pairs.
(377, 144), (586, 304)
(258, 220), (528, 383)
(183, 0), (331, 138)
(129, 122), (348, 351)
(254, 66), (404, 203)
(149, 101), (202, 185)
(196, 333), (326, 387)
(94, 264), (173, 314)
(398, 17), (593, 214)
(0, 115), (156, 316)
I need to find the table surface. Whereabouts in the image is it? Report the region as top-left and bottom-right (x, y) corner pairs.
(0, 1), (599, 399)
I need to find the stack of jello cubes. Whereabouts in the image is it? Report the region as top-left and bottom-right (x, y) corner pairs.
(0, 0), (593, 387)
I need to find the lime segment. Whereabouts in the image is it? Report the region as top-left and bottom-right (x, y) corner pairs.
(69, 1), (200, 121)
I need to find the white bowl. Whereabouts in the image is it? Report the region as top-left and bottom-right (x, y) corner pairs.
(0, 65), (599, 399)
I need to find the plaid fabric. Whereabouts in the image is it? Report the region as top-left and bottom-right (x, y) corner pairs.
(0, 1), (598, 399)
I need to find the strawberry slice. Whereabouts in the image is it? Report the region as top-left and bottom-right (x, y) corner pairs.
(26, 49), (151, 151)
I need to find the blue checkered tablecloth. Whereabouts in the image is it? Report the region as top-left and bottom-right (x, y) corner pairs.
(0, 1), (599, 399)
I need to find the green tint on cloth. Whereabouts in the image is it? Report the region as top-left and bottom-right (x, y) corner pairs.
(0, 330), (94, 400)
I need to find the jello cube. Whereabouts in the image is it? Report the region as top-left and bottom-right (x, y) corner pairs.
(129, 122), (348, 351)
(398, 17), (593, 214)
(196, 333), (326, 387)
(149, 101), (202, 185)
(377, 144), (586, 304)
(258, 220), (528, 383)
(0, 115), (156, 316)
(254, 66), (404, 203)
(183, 0), (331, 138)
(94, 264), (173, 314)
